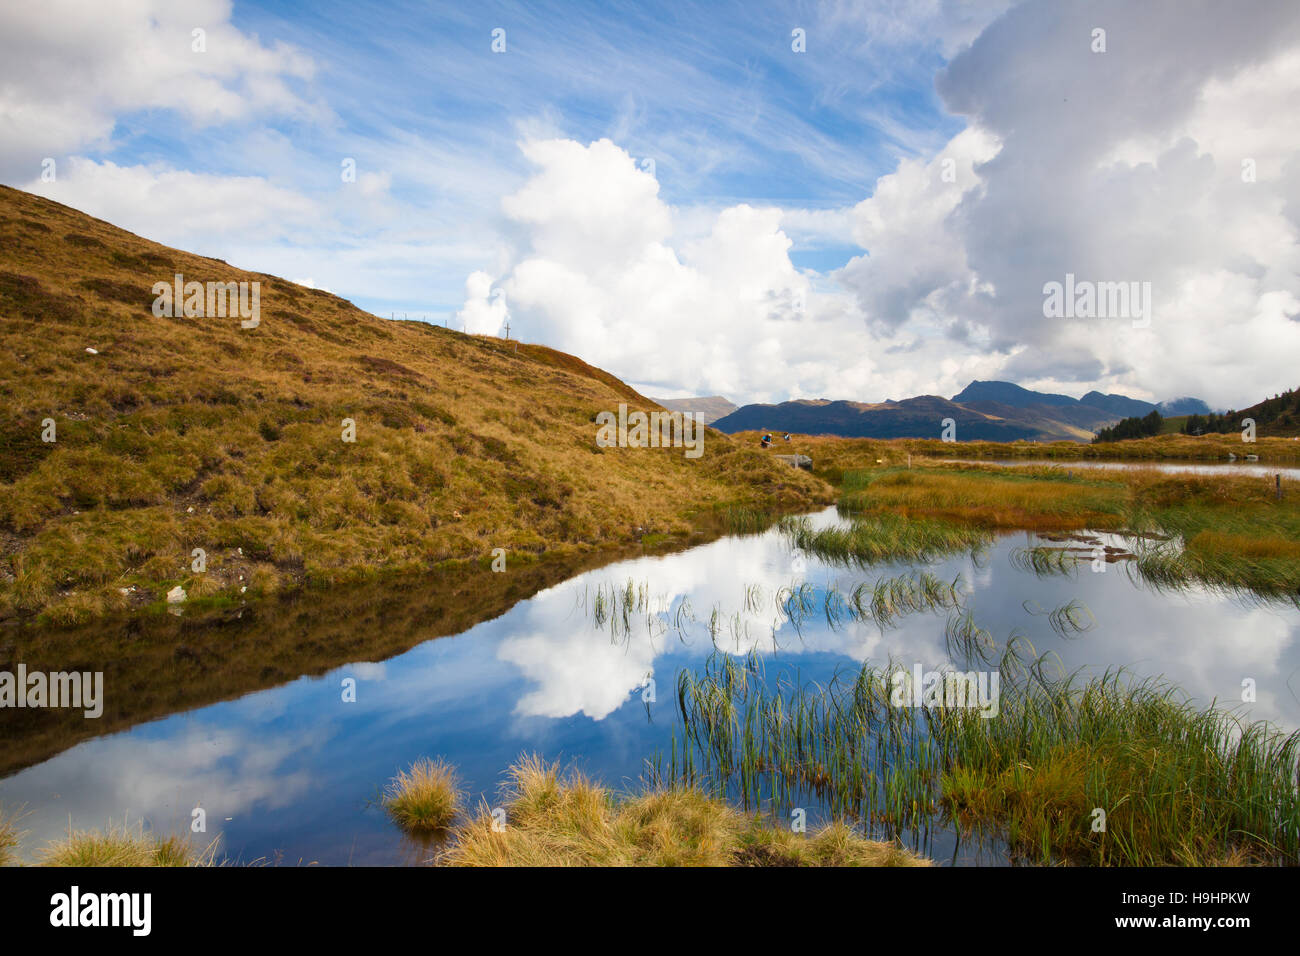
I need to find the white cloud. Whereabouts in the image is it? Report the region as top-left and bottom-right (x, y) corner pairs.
(459, 137), (886, 403)
(831, 0), (1300, 408)
(26, 157), (319, 252)
(0, 0), (324, 179)
(456, 270), (509, 335)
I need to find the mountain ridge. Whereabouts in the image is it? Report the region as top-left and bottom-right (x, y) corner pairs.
(712, 381), (1211, 441)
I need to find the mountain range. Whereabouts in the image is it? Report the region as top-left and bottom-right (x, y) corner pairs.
(707, 380), (1213, 442)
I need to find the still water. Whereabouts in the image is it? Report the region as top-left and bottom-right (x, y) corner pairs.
(2, 507), (1297, 864)
(947, 458), (1300, 481)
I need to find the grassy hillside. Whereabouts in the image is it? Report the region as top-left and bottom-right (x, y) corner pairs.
(0, 185), (829, 626)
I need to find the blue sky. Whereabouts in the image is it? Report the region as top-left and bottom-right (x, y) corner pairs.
(176, 0), (966, 310)
(4, 0), (1298, 408)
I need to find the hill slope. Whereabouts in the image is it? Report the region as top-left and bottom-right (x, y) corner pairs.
(0, 185), (828, 624)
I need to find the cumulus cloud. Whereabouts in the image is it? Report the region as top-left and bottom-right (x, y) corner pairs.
(836, 126), (1001, 336)
(836, 0), (1300, 406)
(457, 3), (1299, 409)
(25, 157), (319, 252)
(456, 270), (509, 335)
(458, 137), (880, 403)
(0, 0), (323, 179)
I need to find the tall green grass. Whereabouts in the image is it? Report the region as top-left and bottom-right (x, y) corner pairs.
(663, 648), (1300, 865)
(780, 513), (992, 567)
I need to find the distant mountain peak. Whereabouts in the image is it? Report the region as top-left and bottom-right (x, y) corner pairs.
(950, 380), (1079, 408)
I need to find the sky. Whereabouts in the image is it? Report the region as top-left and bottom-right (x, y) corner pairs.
(2, 0), (1298, 410)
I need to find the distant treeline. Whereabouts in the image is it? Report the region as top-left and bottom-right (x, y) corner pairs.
(1180, 388), (1298, 435)
(1092, 387), (1299, 442)
(1093, 409), (1162, 443)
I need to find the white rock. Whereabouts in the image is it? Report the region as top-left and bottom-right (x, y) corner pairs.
(85, 347), (98, 355)
(166, 585), (187, 604)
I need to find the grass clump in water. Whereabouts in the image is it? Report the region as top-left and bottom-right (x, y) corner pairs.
(671, 650), (1300, 866)
(383, 757), (462, 833)
(441, 754), (927, 867)
(38, 820), (217, 866)
(780, 512), (992, 567)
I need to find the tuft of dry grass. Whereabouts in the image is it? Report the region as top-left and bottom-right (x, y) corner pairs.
(383, 758), (462, 832)
(0, 804), (23, 866)
(441, 755), (929, 867)
(37, 820), (218, 867)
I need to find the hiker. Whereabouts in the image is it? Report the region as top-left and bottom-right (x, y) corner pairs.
(783, 433), (791, 442)
(760, 433), (772, 448)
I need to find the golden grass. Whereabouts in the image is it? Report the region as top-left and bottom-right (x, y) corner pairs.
(782, 432), (1300, 473)
(383, 758), (462, 832)
(36, 820), (218, 867)
(0, 185), (831, 624)
(441, 755), (928, 867)
(831, 464), (1300, 594)
(0, 804), (22, 866)
(1187, 530), (1300, 561)
(840, 467), (1127, 531)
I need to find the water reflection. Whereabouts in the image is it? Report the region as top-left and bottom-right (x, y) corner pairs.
(1, 507), (1296, 865)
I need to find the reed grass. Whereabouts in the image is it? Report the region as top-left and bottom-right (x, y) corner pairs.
(779, 513), (993, 567)
(666, 649), (1300, 866)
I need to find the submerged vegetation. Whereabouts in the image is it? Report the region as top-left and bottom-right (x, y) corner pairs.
(665, 650), (1300, 866)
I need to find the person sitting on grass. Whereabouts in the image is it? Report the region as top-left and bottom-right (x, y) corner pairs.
(760, 433), (773, 448)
